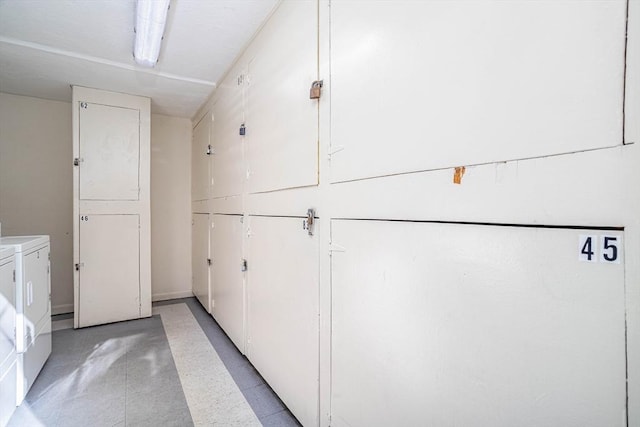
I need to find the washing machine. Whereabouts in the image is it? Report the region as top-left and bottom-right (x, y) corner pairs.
(0, 245), (17, 426)
(0, 236), (51, 406)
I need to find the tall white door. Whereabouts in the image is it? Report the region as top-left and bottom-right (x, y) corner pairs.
(78, 215), (139, 327)
(245, 0), (319, 194)
(192, 113), (211, 202)
(192, 213), (211, 313)
(246, 215), (319, 427)
(211, 214), (245, 351)
(73, 87), (151, 328)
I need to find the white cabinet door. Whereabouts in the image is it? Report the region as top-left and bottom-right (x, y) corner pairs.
(247, 215), (319, 427)
(212, 78), (244, 199)
(330, 1), (626, 183)
(192, 114), (211, 202)
(245, 0), (318, 194)
(211, 214), (244, 351)
(79, 103), (140, 200)
(192, 213), (211, 313)
(78, 215), (139, 327)
(22, 247), (49, 343)
(330, 220), (626, 427)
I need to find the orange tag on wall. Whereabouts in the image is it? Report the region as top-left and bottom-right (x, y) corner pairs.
(453, 166), (465, 184)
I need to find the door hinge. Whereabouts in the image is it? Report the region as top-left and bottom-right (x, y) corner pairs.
(75, 262), (84, 271)
(12, 270), (15, 283)
(80, 102), (88, 109)
(241, 259), (248, 272)
(206, 144), (214, 155)
(303, 208), (316, 236)
(207, 258), (212, 266)
(239, 123), (246, 136)
(73, 157), (83, 166)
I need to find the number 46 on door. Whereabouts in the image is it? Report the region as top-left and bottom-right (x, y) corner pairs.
(579, 234), (622, 264)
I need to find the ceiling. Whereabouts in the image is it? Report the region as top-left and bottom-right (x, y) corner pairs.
(0, 0), (279, 118)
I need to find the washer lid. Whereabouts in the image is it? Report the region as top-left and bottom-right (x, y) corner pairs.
(0, 245), (15, 260)
(0, 235), (49, 252)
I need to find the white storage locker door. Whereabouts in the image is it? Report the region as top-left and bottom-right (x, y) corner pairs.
(330, 1), (626, 183)
(78, 215), (140, 327)
(245, 0), (319, 194)
(247, 216), (319, 427)
(330, 220), (626, 427)
(79, 103), (140, 200)
(192, 114), (211, 202)
(192, 213), (211, 313)
(22, 247), (49, 343)
(211, 214), (244, 351)
(212, 78), (244, 199)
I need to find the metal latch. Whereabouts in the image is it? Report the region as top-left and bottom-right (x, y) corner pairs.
(207, 258), (212, 266)
(73, 157), (83, 166)
(206, 144), (214, 155)
(75, 262), (84, 271)
(239, 123), (246, 136)
(241, 259), (248, 272)
(303, 208), (315, 236)
(309, 80), (323, 99)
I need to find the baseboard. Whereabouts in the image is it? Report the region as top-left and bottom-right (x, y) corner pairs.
(152, 290), (194, 302)
(52, 303), (74, 315)
(53, 292), (193, 314)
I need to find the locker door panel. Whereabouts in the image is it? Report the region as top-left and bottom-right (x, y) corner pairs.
(211, 215), (244, 351)
(79, 103), (140, 200)
(247, 216), (319, 427)
(330, 220), (626, 427)
(0, 257), (15, 369)
(192, 213), (211, 313)
(192, 116), (211, 202)
(22, 248), (49, 340)
(79, 215), (140, 327)
(245, 0), (318, 194)
(212, 78), (244, 199)
(330, 1), (626, 183)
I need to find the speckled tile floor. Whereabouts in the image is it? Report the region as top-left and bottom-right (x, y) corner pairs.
(9, 298), (301, 427)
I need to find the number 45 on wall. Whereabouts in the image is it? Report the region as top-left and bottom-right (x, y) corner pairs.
(579, 234), (622, 264)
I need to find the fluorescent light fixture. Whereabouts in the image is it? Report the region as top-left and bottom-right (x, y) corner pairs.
(134, 0), (170, 67)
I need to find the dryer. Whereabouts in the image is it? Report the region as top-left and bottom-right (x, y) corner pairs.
(0, 245), (16, 426)
(0, 236), (51, 406)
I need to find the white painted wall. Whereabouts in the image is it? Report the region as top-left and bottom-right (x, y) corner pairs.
(0, 93), (73, 314)
(151, 114), (193, 301)
(0, 93), (193, 313)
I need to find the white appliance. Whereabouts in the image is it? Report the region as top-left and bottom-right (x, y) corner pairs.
(0, 236), (51, 406)
(0, 245), (17, 426)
